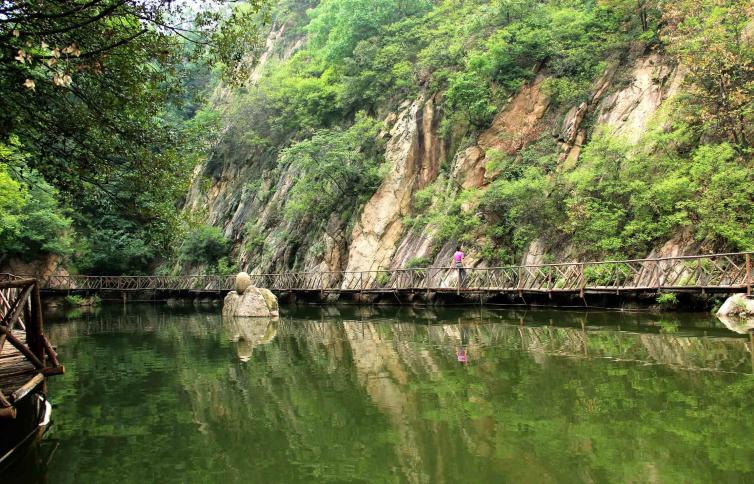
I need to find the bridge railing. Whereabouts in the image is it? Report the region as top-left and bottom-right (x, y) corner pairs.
(36, 252), (753, 294)
(0, 276), (64, 417)
(43, 274), (236, 292)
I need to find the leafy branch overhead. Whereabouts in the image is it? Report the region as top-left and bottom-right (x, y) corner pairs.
(0, 0), (269, 272)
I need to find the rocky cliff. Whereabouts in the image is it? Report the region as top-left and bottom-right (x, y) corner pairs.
(182, 0), (742, 277)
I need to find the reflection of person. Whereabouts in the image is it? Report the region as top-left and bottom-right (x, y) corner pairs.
(456, 346), (468, 364)
(453, 245), (466, 287)
(457, 324), (470, 364)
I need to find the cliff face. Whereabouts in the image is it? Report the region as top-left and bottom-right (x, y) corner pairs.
(183, 8), (696, 276)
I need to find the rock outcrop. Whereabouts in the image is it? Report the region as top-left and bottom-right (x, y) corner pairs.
(716, 294), (754, 334)
(341, 95), (445, 284)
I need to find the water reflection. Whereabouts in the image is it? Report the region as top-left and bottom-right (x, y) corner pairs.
(223, 317), (278, 362)
(6, 304), (754, 483)
(717, 313), (754, 334)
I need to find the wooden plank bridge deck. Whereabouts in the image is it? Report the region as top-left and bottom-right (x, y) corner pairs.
(34, 252), (753, 297)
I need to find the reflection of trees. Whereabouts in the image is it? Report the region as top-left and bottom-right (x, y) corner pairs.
(40, 306), (754, 482)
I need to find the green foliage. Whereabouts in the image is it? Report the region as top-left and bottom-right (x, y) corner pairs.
(0, 0), (268, 272)
(242, 225), (267, 256)
(687, 144), (754, 249)
(64, 295), (101, 307)
(405, 257), (432, 269)
(445, 71), (496, 128)
(216, 257), (239, 277)
(411, 180), (481, 246)
(280, 113), (385, 225)
(307, 0), (431, 62)
(77, 226), (155, 276)
(0, 140), (73, 262)
(481, 166), (561, 256)
(656, 293), (679, 308)
(179, 226), (230, 267)
(375, 272), (391, 286)
(665, 0), (754, 146)
(584, 263), (632, 286)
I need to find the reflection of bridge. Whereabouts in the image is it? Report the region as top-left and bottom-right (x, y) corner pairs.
(36, 252), (752, 298)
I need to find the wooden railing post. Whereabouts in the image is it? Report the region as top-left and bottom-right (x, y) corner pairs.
(28, 282), (46, 364)
(579, 263), (585, 299)
(746, 253), (751, 296)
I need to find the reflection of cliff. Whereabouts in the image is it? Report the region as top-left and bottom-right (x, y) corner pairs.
(53, 306), (754, 481)
(342, 322), (423, 482)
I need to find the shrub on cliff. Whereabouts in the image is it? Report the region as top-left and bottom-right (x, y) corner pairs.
(179, 226), (230, 267)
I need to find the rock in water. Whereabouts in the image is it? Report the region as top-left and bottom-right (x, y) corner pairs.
(223, 287), (279, 318)
(235, 272), (252, 295)
(716, 293), (754, 318)
(223, 273), (279, 318)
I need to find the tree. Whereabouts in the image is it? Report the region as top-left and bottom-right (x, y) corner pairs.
(279, 112), (385, 225)
(306, 0), (431, 62)
(0, 0), (269, 265)
(664, 0), (754, 147)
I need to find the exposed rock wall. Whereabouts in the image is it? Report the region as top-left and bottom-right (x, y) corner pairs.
(342, 95), (445, 281)
(187, 48), (700, 278)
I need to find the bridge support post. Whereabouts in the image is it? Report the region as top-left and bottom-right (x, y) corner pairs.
(746, 253), (751, 296)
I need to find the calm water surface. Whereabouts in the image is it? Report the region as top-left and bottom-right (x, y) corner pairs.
(5, 303), (754, 483)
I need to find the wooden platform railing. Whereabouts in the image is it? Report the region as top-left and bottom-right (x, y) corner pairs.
(36, 252), (753, 295)
(0, 274), (63, 419)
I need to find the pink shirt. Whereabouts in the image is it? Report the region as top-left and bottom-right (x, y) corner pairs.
(453, 251), (464, 263)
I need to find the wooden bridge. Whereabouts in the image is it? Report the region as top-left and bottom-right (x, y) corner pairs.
(35, 252), (752, 298)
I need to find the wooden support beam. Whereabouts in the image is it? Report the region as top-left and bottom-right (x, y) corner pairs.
(43, 335), (60, 367)
(41, 365), (65, 376)
(0, 407), (17, 419)
(0, 389), (12, 408)
(11, 373), (44, 402)
(0, 279), (36, 290)
(29, 283), (45, 363)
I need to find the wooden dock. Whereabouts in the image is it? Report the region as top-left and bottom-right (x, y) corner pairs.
(0, 275), (63, 466)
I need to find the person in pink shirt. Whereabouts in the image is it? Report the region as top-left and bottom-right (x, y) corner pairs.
(453, 245), (466, 287)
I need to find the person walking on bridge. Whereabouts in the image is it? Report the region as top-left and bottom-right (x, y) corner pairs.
(453, 245), (466, 288)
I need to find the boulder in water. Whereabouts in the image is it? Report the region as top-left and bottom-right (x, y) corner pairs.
(716, 294), (754, 334)
(222, 277), (279, 318)
(716, 293), (754, 318)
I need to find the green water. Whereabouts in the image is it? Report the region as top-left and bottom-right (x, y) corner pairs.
(5, 304), (754, 483)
